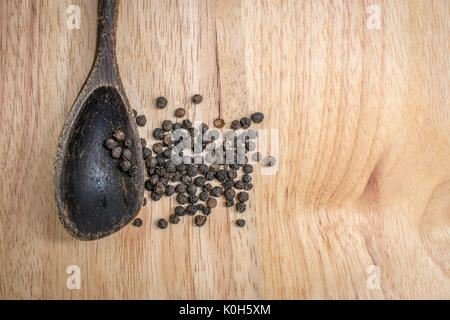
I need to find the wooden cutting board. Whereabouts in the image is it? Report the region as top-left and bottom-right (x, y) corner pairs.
(0, 0), (449, 299)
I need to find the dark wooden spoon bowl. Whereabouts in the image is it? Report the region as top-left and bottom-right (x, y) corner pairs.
(54, 0), (144, 240)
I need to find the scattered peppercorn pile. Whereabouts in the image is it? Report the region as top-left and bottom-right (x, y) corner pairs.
(104, 94), (276, 229)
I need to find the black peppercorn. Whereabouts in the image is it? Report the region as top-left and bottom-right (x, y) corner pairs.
(119, 160), (131, 172)
(173, 122), (182, 130)
(175, 206), (186, 216)
(142, 147), (152, 159)
(182, 119), (193, 129)
(230, 120), (241, 130)
(156, 96), (168, 108)
(222, 179), (235, 189)
(227, 170), (237, 179)
(242, 174), (252, 183)
(250, 112), (264, 123)
(111, 146), (122, 159)
(151, 192), (162, 201)
(162, 120), (173, 132)
(210, 186), (223, 197)
(152, 143), (165, 154)
(243, 164), (254, 174)
(186, 205), (197, 216)
(236, 219), (246, 227)
(226, 199), (234, 207)
(195, 215), (207, 226)
(192, 94), (203, 104)
(199, 191), (209, 201)
(188, 195), (199, 204)
(122, 148), (132, 161)
(202, 206), (211, 215)
(104, 138), (117, 150)
(113, 130), (125, 141)
(193, 176), (206, 187)
(176, 193), (188, 205)
(237, 192), (249, 203)
(215, 170), (227, 182)
(187, 184), (197, 196)
(236, 202), (246, 213)
(240, 117), (251, 129)
(145, 180), (154, 191)
(198, 164), (209, 175)
(165, 185), (175, 197)
(153, 128), (164, 140)
(186, 165), (198, 177)
(132, 218), (143, 227)
(157, 218), (168, 229)
(234, 180), (245, 190)
(224, 188), (236, 200)
(205, 171), (215, 181)
(169, 214), (180, 224)
(136, 115), (147, 126)
(124, 139), (133, 149)
(244, 183), (253, 191)
(153, 182), (166, 195)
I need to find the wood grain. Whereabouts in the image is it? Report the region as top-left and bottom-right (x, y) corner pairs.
(0, 0), (449, 299)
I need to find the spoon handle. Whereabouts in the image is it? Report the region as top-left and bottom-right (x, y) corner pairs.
(94, 0), (120, 82)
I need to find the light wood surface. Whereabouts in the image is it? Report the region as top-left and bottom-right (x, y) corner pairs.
(1, 0), (449, 299)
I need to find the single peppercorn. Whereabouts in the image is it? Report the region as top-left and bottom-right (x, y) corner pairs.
(151, 192), (162, 201)
(153, 182), (166, 195)
(153, 128), (164, 140)
(186, 205), (197, 216)
(199, 191), (209, 201)
(156, 96), (168, 108)
(242, 174), (252, 183)
(205, 171), (215, 181)
(195, 215), (207, 226)
(236, 202), (246, 213)
(187, 184), (197, 195)
(145, 180), (154, 191)
(175, 206), (185, 216)
(237, 192), (249, 203)
(169, 214), (180, 224)
(157, 218), (168, 229)
(207, 198), (217, 208)
(132, 218), (143, 227)
(173, 122), (182, 131)
(236, 219), (246, 227)
(230, 120), (241, 130)
(111, 146), (122, 159)
(227, 170), (237, 179)
(193, 176), (206, 187)
(243, 164), (254, 174)
(215, 170), (227, 182)
(124, 139), (133, 149)
(192, 94), (203, 104)
(176, 193), (188, 205)
(174, 108), (186, 118)
(119, 160), (131, 172)
(186, 165), (198, 177)
(189, 195), (199, 204)
(104, 138), (117, 150)
(214, 118), (225, 128)
(129, 166), (138, 177)
(182, 119), (193, 129)
(198, 164), (209, 175)
(226, 199), (235, 207)
(251, 112), (264, 123)
(234, 180), (245, 190)
(210, 186), (223, 197)
(244, 183), (253, 191)
(113, 130), (125, 141)
(202, 206), (211, 215)
(136, 115), (147, 126)
(165, 185), (175, 197)
(122, 148), (132, 161)
(224, 188), (236, 200)
(152, 143), (165, 154)
(142, 147), (152, 159)
(240, 117), (251, 129)
(162, 120), (173, 132)
(222, 179), (235, 189)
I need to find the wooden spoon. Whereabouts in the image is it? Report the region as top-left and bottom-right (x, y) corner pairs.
(54, 0), (144, 240)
